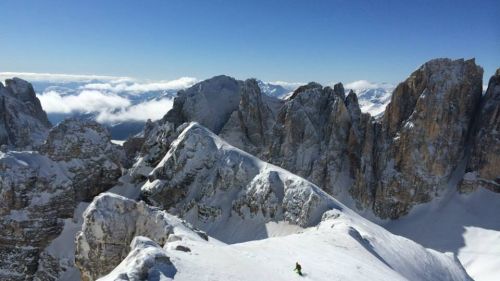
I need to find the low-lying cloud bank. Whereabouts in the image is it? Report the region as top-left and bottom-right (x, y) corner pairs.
(0, 72), (132, 83)
(38, 89), (176, 123)
(1, 72), (199, 124)
(344, 80), (394, 91)
(39, 90), (131, 114)
(81, 77), (197, 94)
(95, 98), (174, 123)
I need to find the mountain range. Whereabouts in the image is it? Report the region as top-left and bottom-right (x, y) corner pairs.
(0, 58), (498, 281)
(20, 76), (392, 140)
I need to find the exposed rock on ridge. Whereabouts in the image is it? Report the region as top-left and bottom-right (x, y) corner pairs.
(459, 68), (500, 192)
(0, 84), (125, 281)
(162, 75), (242, 133)
(0, 78), (51, 149)
(140, 122), (342, 243)
(41, 118), (124, 201)
(126, 76), (283, 186)
(372, 58), (483, 218)
(0, 151), (73, 281)
(219, 78), (283, 155)
(75, 193), (207, 281)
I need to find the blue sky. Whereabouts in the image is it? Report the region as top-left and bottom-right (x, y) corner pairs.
(0, 0), (498, 84)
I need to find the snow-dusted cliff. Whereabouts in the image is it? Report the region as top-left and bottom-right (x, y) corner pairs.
(0, 78), (52, 149)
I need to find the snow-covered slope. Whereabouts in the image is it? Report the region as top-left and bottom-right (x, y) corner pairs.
(384, 188), (500, 281)
(92, 198), (472, 281)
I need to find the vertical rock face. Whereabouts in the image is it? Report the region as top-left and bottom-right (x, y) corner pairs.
(0, 78), (52, 149)
(373, 58), (483, 218)
(459, 68), (500, 192)
(0, 151), (74, 281)
(162, 75), (242, 134)
(267, 83), (364, 197)
(140, 123), (342, 243)
(0, 113), (124, 280)
(40, 118), (124, 201)
(219, 79), (283, 155)
(75, 193), (207, 281)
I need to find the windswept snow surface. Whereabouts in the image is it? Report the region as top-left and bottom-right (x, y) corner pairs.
(99, 208), (471, 281)
(384, 188), (500, 281)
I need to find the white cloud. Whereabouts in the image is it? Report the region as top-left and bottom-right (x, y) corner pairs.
(0, 72), (197, 94)
(0, 72), (132, 83)
(39, 88), (175, 123)
(344, 80), (394, 91)
(95, 98), (174, 123)
(5, 72), (198, 124)
(81, 77), (198, 93)
(268, 81), (303, 91)
(38, 90), (131, 114)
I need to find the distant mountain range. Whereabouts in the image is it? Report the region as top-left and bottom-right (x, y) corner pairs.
(25, 77), (394, 140)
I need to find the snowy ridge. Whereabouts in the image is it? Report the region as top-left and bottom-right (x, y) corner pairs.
(91, 195), (471, 281)
(141, 122), (344, 243)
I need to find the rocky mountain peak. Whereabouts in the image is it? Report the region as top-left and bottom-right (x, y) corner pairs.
(6, 77), (36, 101)
(162, 75), (242, 134)
(333, 82), (346, 99)
(41, 118), (124, 201)
(141, 122), (341, 243)
(0, 77), (51, 148)
(372, 58), (484, 218)
(289, 82), (323, 99)
(383, 58), (483, 137)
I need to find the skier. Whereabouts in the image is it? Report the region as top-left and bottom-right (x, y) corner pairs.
(294, 262), (303, 276)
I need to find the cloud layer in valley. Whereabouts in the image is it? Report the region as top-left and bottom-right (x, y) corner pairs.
(0, 72), (198, 124)
(344, 80), (394, 91)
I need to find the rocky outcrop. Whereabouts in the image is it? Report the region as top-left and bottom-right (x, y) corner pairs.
(140, 123), (342, 242)
(373, 58), (483, 218)
(162, 75), (242, 133)
(41, 118), (124, 201)
(0, 116), (124, 280)
(75, 193), (207, 281)
(459, 68), (500, 192)
(219, 79), (283, 155)
(127, 75), (244, 180)
(266, 82), (366, 197)
(0, 78), (51, 149)
(0, 151), (74, 281)
(95, 236), (176, 281)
